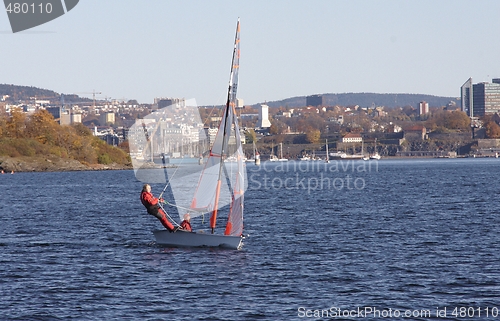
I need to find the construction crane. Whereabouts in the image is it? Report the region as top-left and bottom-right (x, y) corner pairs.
(73, 90), (102, 112)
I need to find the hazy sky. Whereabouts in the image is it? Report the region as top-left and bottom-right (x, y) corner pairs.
(1, 0), (499, 106)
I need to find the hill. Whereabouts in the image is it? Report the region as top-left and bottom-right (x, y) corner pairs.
(254, 93), (459, 109)
(0, 84), (91, 103)
(0, 109), (131, 172)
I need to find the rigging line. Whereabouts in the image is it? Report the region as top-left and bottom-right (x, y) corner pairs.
(201, 90), (225, 128)
(158, 147), (169, 200)
(201, 83), (228, 127)
(157, 134), (189, 200)
(158, 202), (182, 228)
(158, 163), (180, 200)
(165, 201), (204, 214)
(202, 105), (216, 127)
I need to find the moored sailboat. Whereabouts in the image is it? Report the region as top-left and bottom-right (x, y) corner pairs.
(278, 142), (288, 161)
(325, 139), (330, 163)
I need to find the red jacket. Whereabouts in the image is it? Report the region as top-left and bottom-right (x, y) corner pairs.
(180, 220), (192, 232)
(140, 191), (158, 211)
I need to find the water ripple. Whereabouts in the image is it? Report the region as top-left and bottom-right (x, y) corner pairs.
(1, 161), (500, 320)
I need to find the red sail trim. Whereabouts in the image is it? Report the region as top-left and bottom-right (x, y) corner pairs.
(190, 19), (243, 233)
(210, 180), (222, 230)
(224, 222), (233, 235)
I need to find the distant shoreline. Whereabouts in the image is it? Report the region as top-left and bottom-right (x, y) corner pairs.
(0, 155), (132, 173)
(2, 154), (497, 174)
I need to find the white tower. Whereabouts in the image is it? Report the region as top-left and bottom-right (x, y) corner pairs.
(258, 104), (271, 128)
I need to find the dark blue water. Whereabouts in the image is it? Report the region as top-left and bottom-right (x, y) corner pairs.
(1, 158), (500, 320)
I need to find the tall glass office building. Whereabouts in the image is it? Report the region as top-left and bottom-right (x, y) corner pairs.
(462, 78), (500, 116)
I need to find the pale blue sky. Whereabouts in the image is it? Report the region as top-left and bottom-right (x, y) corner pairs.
(1, 0), (499, 105)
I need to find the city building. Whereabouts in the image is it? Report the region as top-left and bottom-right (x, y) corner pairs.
(461, 78), (473, 116)
(444, 100), (460, 111)
(306, 94), (323, 107)
(419, 101), (429, 115)
(404, 125), (426, 141)
(154, 97), (185, 109)
(472, 80), (500, 116)
(257, 104), (271, 128)
(71, 113), (82, 124)
(46, 106), (71, 125)
(342, 133), (362, 143)
(100, 112), (115, 125)
(461, 78), (500, 117)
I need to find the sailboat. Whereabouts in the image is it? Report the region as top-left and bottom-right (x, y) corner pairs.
(270, 142), (288, 162)
(362, 140), (369, 161)
(246, 141), (260, 165)
(325, 139), (330, 163)
(278, 142), (288, 161)
(153, 19), (245, 250)
(269, 143), (278, 161)
(370, 138), (381, 160)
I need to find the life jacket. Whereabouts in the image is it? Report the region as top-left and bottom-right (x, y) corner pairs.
(180, 220), (192, 232)
(140, 191), (158, 213)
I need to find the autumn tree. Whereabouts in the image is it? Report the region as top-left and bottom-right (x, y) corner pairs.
(482, 115), (500, 138)
(72, 122), (93, 137)
(305, 129), (321, 143)
(244, 129), (257, 143)
(426, 110), (471, 131)
(0, 106), (6, 138)
(0, 108), (130, 165)
(5, 108), (26, 138)
(25, 109), (59, 144)
(447, 110), (471, 130)
(269, 119), (287, 135)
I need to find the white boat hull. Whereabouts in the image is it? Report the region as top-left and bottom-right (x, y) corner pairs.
(153, 230), (244, 250)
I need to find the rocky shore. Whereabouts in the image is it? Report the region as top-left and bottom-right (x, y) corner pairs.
(0, 155), (133, 172)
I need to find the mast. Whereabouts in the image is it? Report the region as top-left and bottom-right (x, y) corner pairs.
(325, 139), (329, 163)
(210, 18), (241, 234)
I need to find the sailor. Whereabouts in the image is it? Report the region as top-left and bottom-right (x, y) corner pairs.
(180, 213), (192, 232)
(140, 184), (176, 232)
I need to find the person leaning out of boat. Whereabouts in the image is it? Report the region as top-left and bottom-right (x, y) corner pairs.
(140, 184), (176, 232)
(180, 213), (192, 232)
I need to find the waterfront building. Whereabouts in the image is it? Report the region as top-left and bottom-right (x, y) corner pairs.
(461, 78), (500, 117)
(472, 81), (500, 116)
(342, 133), (362, 143)
(461, 78), (473, 116)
